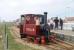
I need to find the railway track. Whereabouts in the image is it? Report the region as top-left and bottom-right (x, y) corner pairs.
(10, 26), (74, 50)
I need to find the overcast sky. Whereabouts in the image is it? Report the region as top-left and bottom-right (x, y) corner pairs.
(0, 0), (74, 21)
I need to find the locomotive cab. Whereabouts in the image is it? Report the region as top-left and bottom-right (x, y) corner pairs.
(20, 12), (52, 44)
(20, 13), (46, 37)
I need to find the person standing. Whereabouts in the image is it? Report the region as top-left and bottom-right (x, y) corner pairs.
(54, 17), (59, 29)
(50, 18), (54, 30)
(59, 18), (63, 30)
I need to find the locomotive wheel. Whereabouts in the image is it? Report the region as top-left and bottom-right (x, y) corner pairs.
(34, 37), (40, 44)
(41, 36), (46, 45)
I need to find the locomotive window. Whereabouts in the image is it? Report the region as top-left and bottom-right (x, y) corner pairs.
(26, 16), (30, 21)
(34, 16), (42, 24)
(21, 16), (24, 21)
(40, 16), (44, 24)
(39, 17), (42, 23)
(25, 16), (30, 24)
(34, 17), (40, 21)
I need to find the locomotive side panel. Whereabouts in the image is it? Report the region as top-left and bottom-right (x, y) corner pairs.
(23, 24), (36, 36)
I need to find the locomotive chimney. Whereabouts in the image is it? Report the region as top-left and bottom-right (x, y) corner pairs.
(44, 12), (47, 25)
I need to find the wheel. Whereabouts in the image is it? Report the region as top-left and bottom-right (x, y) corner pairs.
(34, 37), (40, 44)
(41, 36), (46, 45)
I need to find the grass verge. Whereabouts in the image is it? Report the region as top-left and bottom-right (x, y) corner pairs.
(0, 39), (3, 50)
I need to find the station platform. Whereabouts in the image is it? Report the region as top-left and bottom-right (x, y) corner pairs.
(51, 30), (74, 44)
(51, 30), (74, 36)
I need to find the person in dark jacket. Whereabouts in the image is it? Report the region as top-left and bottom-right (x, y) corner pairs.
(54, 17), (59, 29)
(59, 18), (63, 30)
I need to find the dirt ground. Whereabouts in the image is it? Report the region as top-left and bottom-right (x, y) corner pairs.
(9, 26), (74, 50)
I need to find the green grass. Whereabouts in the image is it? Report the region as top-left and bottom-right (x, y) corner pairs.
(0, 23), (4, 50)
(0, 39), (3, 50)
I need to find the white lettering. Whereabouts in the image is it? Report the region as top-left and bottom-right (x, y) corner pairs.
(26, 28), (35, 31)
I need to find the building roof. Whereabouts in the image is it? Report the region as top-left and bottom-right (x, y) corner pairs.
(65, 17), (74, 21)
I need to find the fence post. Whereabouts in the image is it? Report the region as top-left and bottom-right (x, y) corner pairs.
(3, 23), (8, 50)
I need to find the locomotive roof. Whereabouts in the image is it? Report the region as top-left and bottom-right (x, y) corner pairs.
(23, 14), (44, 17)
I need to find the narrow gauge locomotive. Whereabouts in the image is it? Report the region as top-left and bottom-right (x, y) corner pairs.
(20, 12), (56, 44)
